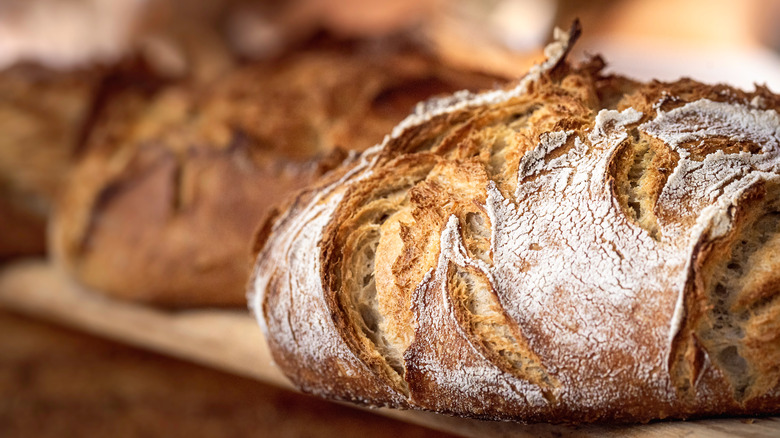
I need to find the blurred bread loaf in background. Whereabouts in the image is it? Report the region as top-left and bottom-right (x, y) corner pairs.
(50, 37), (504, 306)
(0, 0), (234, 261)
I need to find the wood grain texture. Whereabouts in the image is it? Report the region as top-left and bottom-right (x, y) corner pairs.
(0, 260), (778, 437)
(0, 308), (458, 438)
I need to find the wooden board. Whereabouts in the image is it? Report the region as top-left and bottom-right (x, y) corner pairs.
(1, 259), (779, 438)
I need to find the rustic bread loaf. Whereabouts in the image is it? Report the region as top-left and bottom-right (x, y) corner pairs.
(0, 53), (223, 263)
(0, 0), (235, 262)
(51, 39), (502, 307)
(249, 25), (780, 422)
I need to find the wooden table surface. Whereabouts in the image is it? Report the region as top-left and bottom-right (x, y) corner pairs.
(1, 260), (779, 438)
(0, 307), (456, 438)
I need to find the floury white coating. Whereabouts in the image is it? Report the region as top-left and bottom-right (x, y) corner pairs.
(640, 99), (780, 353)
(425, 99), (780, 406)
(405, 215), (549, 409)
(435, 108), (686, 408)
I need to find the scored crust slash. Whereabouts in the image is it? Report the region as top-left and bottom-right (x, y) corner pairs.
(248, 21), (780, 423)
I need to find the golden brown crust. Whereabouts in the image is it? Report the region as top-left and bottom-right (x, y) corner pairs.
(250, 28), (780, 422)
(52, 40), (504, 306)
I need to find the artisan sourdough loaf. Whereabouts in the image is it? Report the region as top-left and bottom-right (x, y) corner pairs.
(249, 23), (780, 422)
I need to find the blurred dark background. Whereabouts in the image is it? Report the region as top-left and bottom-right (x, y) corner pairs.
(1, 0), (779, 85)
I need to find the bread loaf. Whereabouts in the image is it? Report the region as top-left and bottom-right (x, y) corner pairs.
(51, 38), (502, 306)
(249, 24), (780, 422)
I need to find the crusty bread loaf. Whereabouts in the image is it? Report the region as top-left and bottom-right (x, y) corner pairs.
(0, 0), (245, 262)
(51, 39), (502, 307)
(249, 24), (780, 422)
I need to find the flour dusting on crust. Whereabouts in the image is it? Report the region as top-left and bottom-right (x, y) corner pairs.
(477, 109), (685, 409)
(640, 99), (780, 347)
(404, 217), (548, 415)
